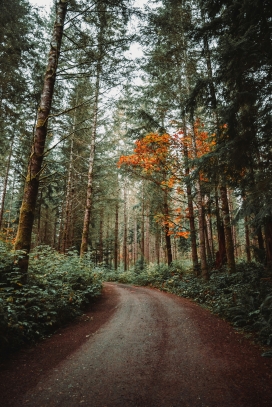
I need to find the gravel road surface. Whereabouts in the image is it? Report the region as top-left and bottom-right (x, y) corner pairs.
(2, 283), (272, 406)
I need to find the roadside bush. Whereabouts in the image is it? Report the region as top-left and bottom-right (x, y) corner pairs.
(102, 260), (185, 286)
(0, 244), (102, 354)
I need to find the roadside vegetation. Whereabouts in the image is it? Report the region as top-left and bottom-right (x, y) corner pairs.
(103, 261), (272, 351)
(0, 243), (102, 355)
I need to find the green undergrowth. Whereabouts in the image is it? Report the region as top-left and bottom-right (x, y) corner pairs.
(103, 261), (272, 348)
(0, 244), (102, 355)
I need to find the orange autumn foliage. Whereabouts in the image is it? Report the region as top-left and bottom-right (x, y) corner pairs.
(118, 133), (171, 174)
(118, 132), (189, 240)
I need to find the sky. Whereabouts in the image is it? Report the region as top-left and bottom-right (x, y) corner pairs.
(30, 0), (52, 13)
(29, 0), (146, 59)
(29, 0), (148, 12)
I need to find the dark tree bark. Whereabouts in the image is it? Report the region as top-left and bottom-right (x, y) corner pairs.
(14, 0), (68, 278)
(245, 216), (251, 262)
(183, 131), (199, 273)
(191, 122), (208, 279)
(98, 209), (104, 264)
(61, 132), (74, 254)
(0, 136), (14, 230)
(215, 189), (227, 268)
(80, 63), (100, 256)
(141, 188), (145, 265)
(123, 186), (128, 271)
(163, 190), (172, 266)
(80, 3), (106, 256)
(265, 219), (272, 265)
(114, 201), (119, 270)
(220, 186), (236, 273)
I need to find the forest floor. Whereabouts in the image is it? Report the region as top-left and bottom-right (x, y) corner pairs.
(1, 283), (272, 407)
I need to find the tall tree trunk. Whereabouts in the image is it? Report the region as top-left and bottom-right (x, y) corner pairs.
(220, 186), (236, 273)
(178, 38), (199, 272)
(123, 186), (128, 271)
(145, 205), (150, 264)
(215, 189), (227, 268)
(245, 216), (251, 262)
(80, 64), (101, 256)
(155, 229), (160, 265)
(206, 195), (215, 261)
(192, 122), (208, 279)
(228, 190), (238, 258)
(134, 214), (138, 265)
(0, 135), (15, 230)
(62, 104), (76, 253)
(43, 206), (48, 245)
(204, 214), (212, 261)
(80, 3), (107, 256)
(5, 169), (16, 242)
(183, 121), (199, 272)
(114, 201), (119, 270)
(98, 209), (104, 264)
(201, 17), (235, 273)
(197, 186), (208, 279)
(14, 0), (68, 277)
(141, 185), (145, 265)
(256, 227), (265, 262)
(36, 190), (42, 245)
(163, 190), (173, 266)
(57, 202), (65, 252)
(264, 219), (272, 265)
(105, 212), (109, 266)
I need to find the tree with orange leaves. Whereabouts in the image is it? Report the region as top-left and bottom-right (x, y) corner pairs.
(118, 132), (188, 265)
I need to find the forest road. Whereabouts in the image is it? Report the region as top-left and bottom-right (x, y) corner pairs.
(7, 283), (272, 407)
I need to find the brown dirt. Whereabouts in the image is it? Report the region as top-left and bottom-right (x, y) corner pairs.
(1, 283), (272, 407)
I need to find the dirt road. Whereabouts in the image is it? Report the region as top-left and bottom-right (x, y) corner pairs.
(2, 283), (272, 406)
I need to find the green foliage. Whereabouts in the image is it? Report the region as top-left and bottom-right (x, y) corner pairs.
(103, 260), (272, 347)
(103, 260), (185, 286)
(0, 244), (102, 355)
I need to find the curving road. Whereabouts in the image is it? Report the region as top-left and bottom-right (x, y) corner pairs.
(19, 283), (272, 406)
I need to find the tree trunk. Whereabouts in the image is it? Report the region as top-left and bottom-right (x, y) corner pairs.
(145, 205), (150, 264)
(141, 185), (145, 265)
(62, 112), (76, 253)
(80, 64), (101, 256)
(204, 214), (212, 261)
(197, 187), (208, 279)
(0, 135), (14, 230)
(155, 229), (160, 265)
(183, 131), (199, 272)
(192, 122), (208, 279)
(220, 186), (236, 273)
(80, 3), (107, 256)
(98, 209), (104, 264)
(265, 219), (272, 265)
(134, 214), (138, 265)
(36, 190), (42, 245)
(215, 189), (227, 268)
(163, 190), (172, 266)
(5, 169), (16, 243)
(105, 213), (109, 266)
(245, 216), (251, 262)
(123, 186), (128, 271)
(14, 0), (68, 277)
(114, 201), (119, 270)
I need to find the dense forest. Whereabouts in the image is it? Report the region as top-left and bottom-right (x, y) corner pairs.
(1, 0), (272, 352)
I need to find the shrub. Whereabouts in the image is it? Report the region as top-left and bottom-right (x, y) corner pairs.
(0, 244), (102, 354)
